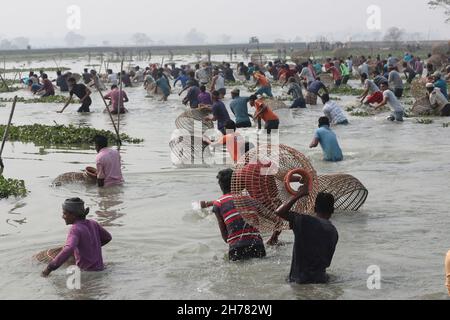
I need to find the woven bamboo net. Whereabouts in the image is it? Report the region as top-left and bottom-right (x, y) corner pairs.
(231, 144), (319, 233)
(291, 51), (312, 64)
(34, 247), (66, 264)
(250, 53), (268, 66)
(411, 96), (433, 116)
(317, 174), (368, 211)
(264, 98), (288, 111)
(175, 108), (214, 134)
(169, 135), (211, 164)
(320, 73), (334, 87)
(410, 78), (428, 99)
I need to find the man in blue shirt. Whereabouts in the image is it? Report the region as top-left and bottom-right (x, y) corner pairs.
(230, 88), (252, 128)
(203, 90), (231, 135)
(309, 117), (343, 162)
(433, 72), (448, 100)
(173, 70), (189, 89)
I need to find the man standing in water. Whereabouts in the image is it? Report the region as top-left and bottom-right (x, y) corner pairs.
(203, 91), (231, 135)
(41, 198), (112, 277)
(275, 187), (338, 284)
(230, 88), (252, 128)
(370, 82), (405, 122)
(58, 77), (92, 113)
(309, 117), (343, 162)
(103, 85), (129, 114)
(94, 135), (124, 188)
(202, 169), (266, 261)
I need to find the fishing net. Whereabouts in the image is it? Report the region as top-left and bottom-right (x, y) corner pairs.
(411, 96), (433, 116)
(305, 91), (318, 105)
(231, 144), (319, 233)
(431, 43), (449, 56)
(175, 108), (214, 134)
(264, 98), (288, 111)
(332, 48), (349, 59)
(320, 73), (334, 87)
(317, 174), (368, 211)
(410, 78), (428, 99)
(250, 53), (268, 66)
(291, 51), (312, 64)
(169, 134), (212, 165)
(427, 54), (447, 71)
(33, 247), (75, 265)
(52, 170), (97, 186)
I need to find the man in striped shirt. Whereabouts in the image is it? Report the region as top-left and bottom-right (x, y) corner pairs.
(207, 169), (266, 261)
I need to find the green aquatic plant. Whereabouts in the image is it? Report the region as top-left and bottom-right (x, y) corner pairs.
(0, 124), (144, 147)
(0, 85), (21, 93)
(0, 95), (79, 104)
(329, 86), (364, 96)
(415, 118), (434, 124)
(0, 67), (70, 73)
(0, 176), (28, 199)
(350, 110), (371, 117)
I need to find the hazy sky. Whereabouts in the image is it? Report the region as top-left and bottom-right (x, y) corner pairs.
(0, 0), (449, 45)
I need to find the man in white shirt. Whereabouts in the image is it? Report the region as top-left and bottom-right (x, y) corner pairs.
(370, 82), (405, 122)
(427, 83), (450, 116)
(321, 94), (348, 125)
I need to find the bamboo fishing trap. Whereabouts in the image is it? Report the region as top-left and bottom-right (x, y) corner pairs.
(175, 108), (214, 134)
(230, 145), (368, 232)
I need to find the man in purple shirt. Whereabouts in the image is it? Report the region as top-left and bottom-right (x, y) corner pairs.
(198, 85), (213, 106)
(94, 135), (124, 188)
(42, 198), (112, 277)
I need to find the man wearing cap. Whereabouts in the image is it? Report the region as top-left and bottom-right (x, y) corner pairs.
(427, 83), (450, 116)
(41, 198), (112, 277)
(432, 72), (448, 100)
(229, 88), (252, 128)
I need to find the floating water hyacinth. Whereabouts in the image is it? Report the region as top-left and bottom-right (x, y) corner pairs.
(0, 96), (79, 104)
(0, 176), (28, 199)
(0, 67), (70, 73)
(330, 86), (364, 96)
(0, 124), (144, 147)
(415, 118), (434, 124)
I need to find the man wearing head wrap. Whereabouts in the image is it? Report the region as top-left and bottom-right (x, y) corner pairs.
(41, 198), (112, 277)
(426, 83), (450, 117)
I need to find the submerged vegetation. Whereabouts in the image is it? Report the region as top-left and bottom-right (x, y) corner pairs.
(0, 124), (144, 146)
(0, 95), (79, 104)
(0, 67), (70, 73)
(415, 118), (434, 124)
(0, 176), (28, 199)
(329, 86), (365, 96)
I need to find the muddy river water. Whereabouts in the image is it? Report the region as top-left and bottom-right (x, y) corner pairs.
(0, 55), (449, 300)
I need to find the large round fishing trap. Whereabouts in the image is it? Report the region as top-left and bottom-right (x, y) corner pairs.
(231, 144), (319, 233)
(34, 247), (64, 264)
(175, 108), (214, 134)
(169, 134), (211, 165)
(317, 174), (368, 211)
(264, 98), (288, 111)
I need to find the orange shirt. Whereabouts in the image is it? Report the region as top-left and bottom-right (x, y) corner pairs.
(253, 73), (270, 87)
(218, 133), (244, 162)
(255, 100), (279, 122)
